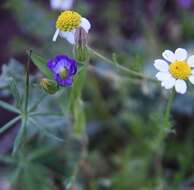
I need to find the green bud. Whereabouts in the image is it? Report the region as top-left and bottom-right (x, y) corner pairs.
(74, 45), (89, 62)
(40, 78), (59, 94)
(74, 27), (89, 62)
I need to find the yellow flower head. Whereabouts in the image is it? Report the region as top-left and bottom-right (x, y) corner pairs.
(56, 11), (81, 31)
(169, 61), (191, 80)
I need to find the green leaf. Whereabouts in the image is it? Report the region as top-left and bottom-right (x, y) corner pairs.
(9, 167), (22, 186)
(68, 66), (87, 137)
(0, 100), (20, 113)
(8, 79), (22, 109)
(0, 116), (21, 134)
(28, 93), (46, 112)
(12, 119), (27, 155)
(31, 52), (53, 79)
(28, 147), (54, 161)
(68, 66), (87, 111)
(0, 155), (16, 164)
(73, 98), (86, 137)
(28, 118), (64, 143)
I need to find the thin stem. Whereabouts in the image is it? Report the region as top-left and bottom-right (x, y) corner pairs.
(164, 89), (175, 129)
(67, 136), (88, 189)
(88, 47), (158, 82)
(24, 49), (32, 116)
(12, 50), (32, 155)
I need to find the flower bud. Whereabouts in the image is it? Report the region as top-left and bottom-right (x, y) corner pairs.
(40, 78), (59, 94)
(74, 27), (89, 62)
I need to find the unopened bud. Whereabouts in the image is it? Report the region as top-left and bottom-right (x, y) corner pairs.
(74, 27), (89, 62)
(40, 78), (59, 94)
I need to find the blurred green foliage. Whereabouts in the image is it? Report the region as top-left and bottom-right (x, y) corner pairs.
(1, 0), (194, 190)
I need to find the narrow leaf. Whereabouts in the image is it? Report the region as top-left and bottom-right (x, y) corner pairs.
(0, 116), (21, 134)
(28, 93), (46, 112)
(0, 100), (20, 113)
(29, 118), (64, 142)
(8, 79), (22, 109)
(12, 119), (27, 155)
(68, 66), (86, 111)
(31, 52), (53, 79)
(0, 155), (16, 164)
(73, 98), (86, 137)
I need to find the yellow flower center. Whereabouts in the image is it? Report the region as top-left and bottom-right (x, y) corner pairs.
(169, 61), (191, 80)
(56, 11), (81, 31)
(59, 68), (68, 79)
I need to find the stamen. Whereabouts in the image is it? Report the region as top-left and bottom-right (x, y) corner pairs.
(59, 68), (68, 79)
(169, 61), (191, 80)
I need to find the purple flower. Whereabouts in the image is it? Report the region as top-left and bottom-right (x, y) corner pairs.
(177, 0), (192, 8)
(48, 55), (77, 87)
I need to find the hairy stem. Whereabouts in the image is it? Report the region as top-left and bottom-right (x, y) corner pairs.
(88, 47), (158, 82)
(164, 89), (175, 129)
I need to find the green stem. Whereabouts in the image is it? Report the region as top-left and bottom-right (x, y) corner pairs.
(66, 136), (88, 189)
(24, 49), (32, 117)
(164, 89), (175, 129)
(88, 47), (158, 82)
(12, 50), (32, 155)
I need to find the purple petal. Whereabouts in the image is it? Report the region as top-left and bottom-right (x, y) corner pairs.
(55, 74), (73, 87)
(47, 54), (78, 87)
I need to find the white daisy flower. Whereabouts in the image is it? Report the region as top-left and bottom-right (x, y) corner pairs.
(154, 48), (194, 94)
(52, 10), (91, 44)
(50, 0), (74, 11)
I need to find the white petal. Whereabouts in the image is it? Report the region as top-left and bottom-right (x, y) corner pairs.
(187, 55), (194, 67)
(175, 79), (187, 94)
(60, 30), (75, 44)
(156, 72), (171, 81)
(52, 29), (60, 42)
(80, 17), (91, 33)
(50, 0), (74, 10)
(50, 0), (60, 9)
(60, 0), (74, 10)
(175, 48), (188, 61)
(162, 76), (176, 89)
(162, 50), (176, 62)
(154, 59), (169, 72)
(189, 75), (194, 84)
(192, 70), (194, 75)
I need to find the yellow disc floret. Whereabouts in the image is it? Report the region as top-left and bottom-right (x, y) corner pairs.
(169, 61), (191, 80)
(56, 11), (81, 31)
